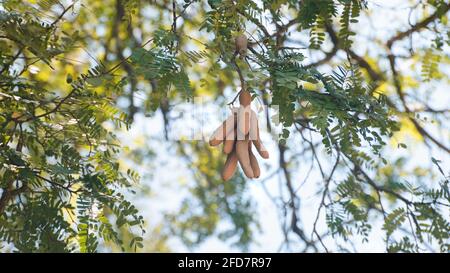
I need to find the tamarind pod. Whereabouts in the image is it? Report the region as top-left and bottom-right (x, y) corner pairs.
(251, 118), (269, 159)
(209, 111), (237, 146)
(235, 34), (248, 58)
(249, 109), (258, 142)
(222, 151), (238, 181)
(252, 139), (269, 159)
(239, 90), (252, 106)
(248, 143), (260, 178)
(224, 113), (238, 153)
(223, 127), (236, 154)
(236, 139), (254, 178)
(237, 105), (251, 139)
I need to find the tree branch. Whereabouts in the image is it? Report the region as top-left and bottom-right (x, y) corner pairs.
(278, 143), (318, 251)
(386, 4), (450, 49)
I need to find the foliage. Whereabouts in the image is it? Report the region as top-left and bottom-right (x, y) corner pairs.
(0, 1), (144, 252)
(0, 0), (449, 253)
(130, 46), (192, 111)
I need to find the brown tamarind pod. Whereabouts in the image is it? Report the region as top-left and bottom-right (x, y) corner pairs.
(253, 141), (269, 159)
(209, 109), (237, 146)
(253, 139), (269, 159)
(237, 105), (251, 138)
(248, 142), (260, 178)
(249, 109), (258, 142)
(222, 150), (238, 181)
(236, 138), (254, 178)
(223, 127), (236, 154)
(239, 90), (252, 106)
(251, 115), (269, 159)
(235, 34), (248, 58)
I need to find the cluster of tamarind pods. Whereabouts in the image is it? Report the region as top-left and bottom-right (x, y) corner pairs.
(209, 90), (269, 181)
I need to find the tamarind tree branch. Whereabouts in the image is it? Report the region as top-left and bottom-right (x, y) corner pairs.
(0, 2), (75, 75)
(0, 182), (28, 215)
(312, 20), (450, 154)
(231, 56), (246, 90)
(278, 143), (319, 252)
(386, 4), (450, 49)
(384, 5), (450, 153)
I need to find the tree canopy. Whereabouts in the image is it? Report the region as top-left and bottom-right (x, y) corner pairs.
(0, 0), (449, 252)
